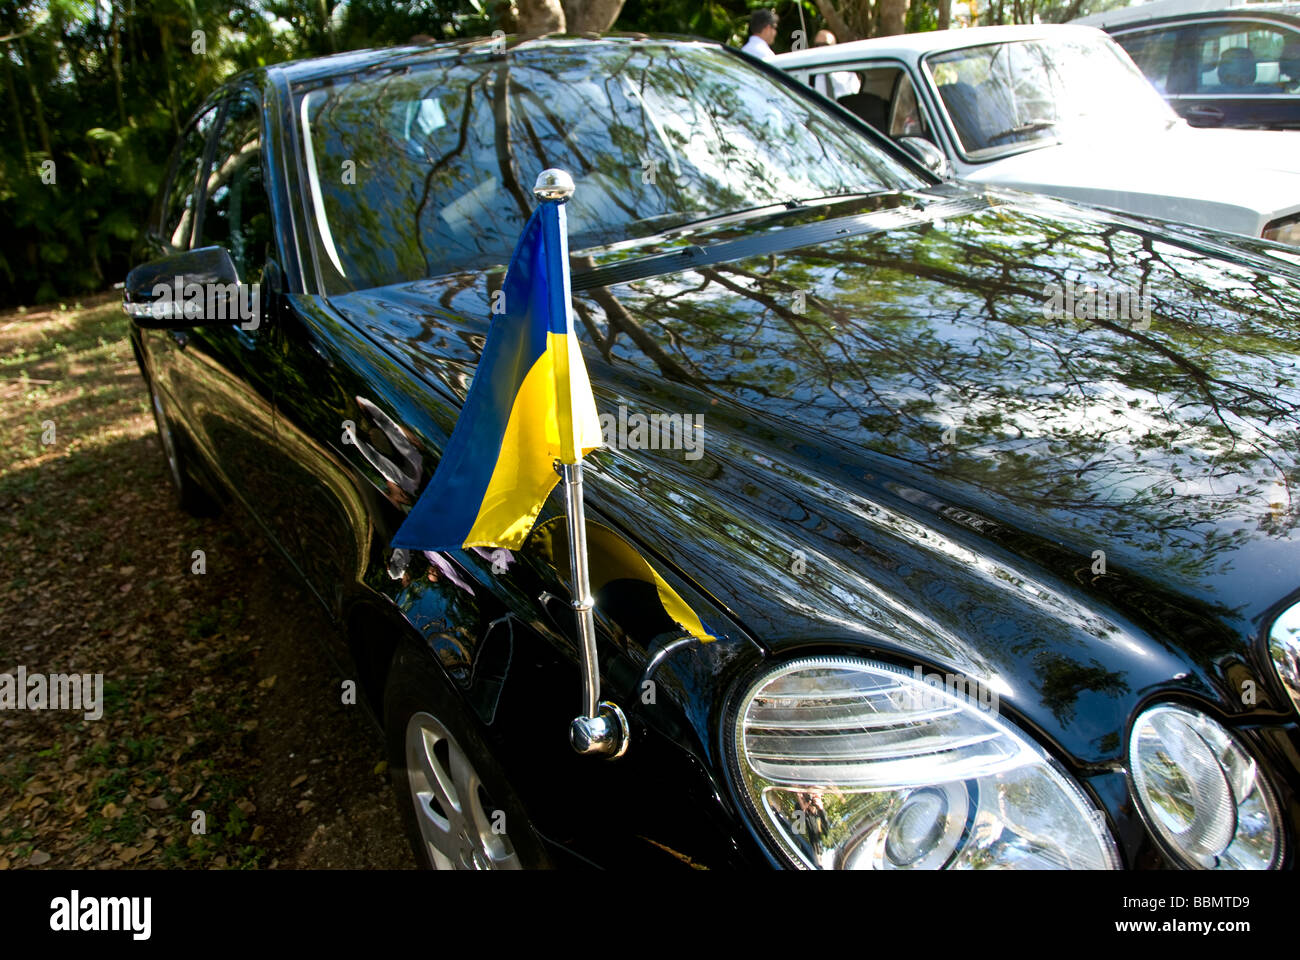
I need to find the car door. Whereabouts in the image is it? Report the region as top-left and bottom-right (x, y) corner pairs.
(803, 59), (944, 153)
(164, 88), (292, 546)
(1126, 18), (1300, 128)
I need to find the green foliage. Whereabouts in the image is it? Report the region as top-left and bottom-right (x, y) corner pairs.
(0, 0), (489, 306)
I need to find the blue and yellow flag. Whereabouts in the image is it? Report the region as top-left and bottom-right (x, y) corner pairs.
(392, 202), (602, 552)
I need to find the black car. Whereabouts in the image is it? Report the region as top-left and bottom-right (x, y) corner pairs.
(1077, 1), (1300, 129)
(125, 33), (1300, 870)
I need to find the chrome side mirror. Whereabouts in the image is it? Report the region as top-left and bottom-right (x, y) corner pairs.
(897, 136), (952, 179)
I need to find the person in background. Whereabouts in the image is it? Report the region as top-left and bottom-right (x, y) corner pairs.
(741, 9), (779, 61)
(811, 30), (862, 100)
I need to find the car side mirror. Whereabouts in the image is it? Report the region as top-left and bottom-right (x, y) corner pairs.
(897, 136), (952, 179)
(124, 246), (256, 329)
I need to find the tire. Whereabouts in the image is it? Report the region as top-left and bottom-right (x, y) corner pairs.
(147, 382), (217, 517)
(384, 640), (550, 869)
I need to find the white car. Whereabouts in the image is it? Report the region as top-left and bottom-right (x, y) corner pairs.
(775, 24), (1300, 244)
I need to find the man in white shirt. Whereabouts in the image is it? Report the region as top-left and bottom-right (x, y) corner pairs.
(810, 30), (862, 100)
(740, 9), (779, 62)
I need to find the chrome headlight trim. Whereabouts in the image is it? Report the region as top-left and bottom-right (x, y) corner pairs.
(1127, 703), (1284, 870)
(726, 655), (1120, 870)
(1267, 601), (1300, 717)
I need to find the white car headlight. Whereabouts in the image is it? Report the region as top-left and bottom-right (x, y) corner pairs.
(1129, 704), (1283, 870)
(728, 656), (1120, 869)
(1268, 601), (1300, 717)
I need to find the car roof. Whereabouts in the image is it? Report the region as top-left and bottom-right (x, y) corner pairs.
(773, 23), (1109, 68)
(1073, 0), (1300, 30)
(259, 33), (716, 87)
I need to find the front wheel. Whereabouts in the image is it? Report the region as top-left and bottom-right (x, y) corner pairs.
(384, 641), (549, 869)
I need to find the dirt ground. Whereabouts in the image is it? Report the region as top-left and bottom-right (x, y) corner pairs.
(0, 292), (415, 869)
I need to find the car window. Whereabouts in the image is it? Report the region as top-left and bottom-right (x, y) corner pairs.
(888, 72), (929, 138)
(197, 93), (273, 284)
(925, 34), (1174, 158)
(159, 106), (218, 252)
(297, 44), (922, 292)
(1115, 27), (1181, 93)
(1190, 20), (1298, 92)
(816, 64), (898, 131)
(807, 65), (864, 102)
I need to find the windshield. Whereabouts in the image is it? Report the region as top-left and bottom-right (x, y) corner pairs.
(924, 34), (1178, 159)
(296, 42), (921, 292)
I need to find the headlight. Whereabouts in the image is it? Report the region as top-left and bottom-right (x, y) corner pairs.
(1268, 601), (1300, 717)
(1263, 214), (1300, 246)
(728, 656), (1119, 869)
(1129, 704), (1283, 869)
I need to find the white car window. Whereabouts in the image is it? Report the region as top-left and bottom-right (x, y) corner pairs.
(926, 34), (1174, 158)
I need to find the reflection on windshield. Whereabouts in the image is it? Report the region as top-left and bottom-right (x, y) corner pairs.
(297, 42), (919, 292)
(926, 35), (1176, 157)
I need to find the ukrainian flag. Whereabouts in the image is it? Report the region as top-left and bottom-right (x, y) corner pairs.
(392, 201), (602, 552)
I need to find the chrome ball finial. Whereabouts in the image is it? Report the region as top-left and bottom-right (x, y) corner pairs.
(533, 168), (575, 202)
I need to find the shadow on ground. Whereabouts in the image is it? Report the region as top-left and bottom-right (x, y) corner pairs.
(0, 294), (415, 869)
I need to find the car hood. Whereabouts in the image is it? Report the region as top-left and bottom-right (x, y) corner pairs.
(331, 186), (1300, 764)
(965, 127), (1300, 234)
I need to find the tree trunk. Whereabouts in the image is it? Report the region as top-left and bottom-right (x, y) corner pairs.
(1, 48), (30, 159)
(876, 0), (908, 37)
(813, 0), (857, 41)
(939, 0), (951, 29)
(561, 0), (626, 32)
(110, 1), (126, 127)
(159, 23), (179, 135)
(517, 0), (565, 34)
(317, 0), (335, 52)
(17, 39), (52, 158)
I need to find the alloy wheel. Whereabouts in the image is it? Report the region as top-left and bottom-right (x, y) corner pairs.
(403, 711), (521, 870)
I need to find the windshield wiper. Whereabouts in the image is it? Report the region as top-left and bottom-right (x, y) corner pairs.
(788, 190), (895, 207)
(986, 119), (1057, 144)
(647, 192), (888, 234)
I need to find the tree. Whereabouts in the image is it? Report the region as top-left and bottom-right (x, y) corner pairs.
(514, 0), (629, 33)
(518, 0), (565, 32)
(877, 0), (908, 36)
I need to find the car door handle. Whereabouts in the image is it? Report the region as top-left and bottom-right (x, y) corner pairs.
(1187, 105), (1224, 121)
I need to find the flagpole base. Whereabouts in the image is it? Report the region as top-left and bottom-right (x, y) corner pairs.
(569, 701), (629, 759)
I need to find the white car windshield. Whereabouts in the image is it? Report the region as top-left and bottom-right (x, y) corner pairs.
(924, 34), (1178, 158)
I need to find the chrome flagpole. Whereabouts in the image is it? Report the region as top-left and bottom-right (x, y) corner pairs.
(533, 169), (628, 759)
